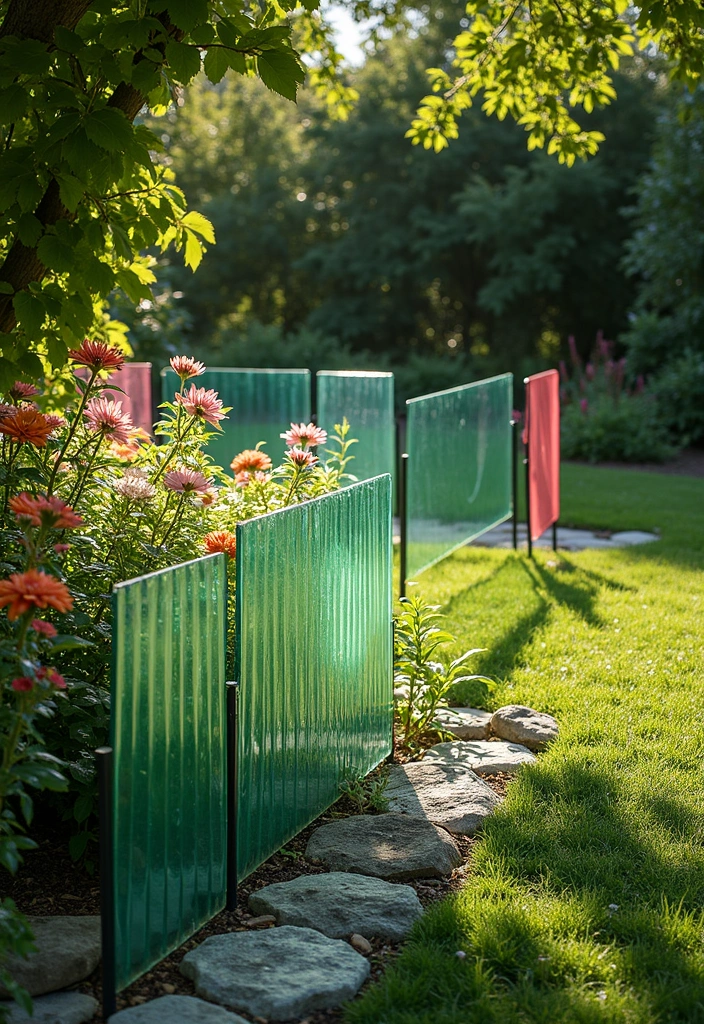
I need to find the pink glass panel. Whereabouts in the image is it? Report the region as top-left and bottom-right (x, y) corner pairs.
(525, 369), (560, 541)
(104, 362), (153, 435)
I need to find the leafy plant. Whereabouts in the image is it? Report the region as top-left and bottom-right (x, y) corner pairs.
(559, 332), (676, 463)
(0, 899), (34, 1023)
(394, 593), (492, 748)
(338, 767), (389, 814)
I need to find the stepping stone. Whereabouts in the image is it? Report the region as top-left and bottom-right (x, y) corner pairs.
(305, 813), (461, 879)
(433, 707), (492, 740)
(386, 761), (499, 835)
(249, 871), (422, 940)
(490, 705), (558, 751)
(1, 991), (98, 1023)
(180, 926), (369, 1021)
(109, 995), (249, 1023)
(424, 739), (536, 775)
(0, 916), (101, 997)
(609, 531), (658, 546)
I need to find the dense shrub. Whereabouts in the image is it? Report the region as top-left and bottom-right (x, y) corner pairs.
(559, 333), (676, 463)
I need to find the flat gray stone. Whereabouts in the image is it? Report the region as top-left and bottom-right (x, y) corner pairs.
(1, 991), (98, 1023)
(305, 813), (461, 880)
(0, 917), (101, 998)
(180, 926), (369, 1021)
(424, 739), (536, 775)
(386, 761), (500, 835)
(490, 705), (558, 751)
(109, 995), (249, 1023)
(433, 707), (492, 740)
(610, 530), (659, 546)
(248, 872), (422, 940)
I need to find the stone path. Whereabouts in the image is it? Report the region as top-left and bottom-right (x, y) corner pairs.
(432, 706), (492, 739)
(391, 518), (658, 550)
(1, 991), (98, 1023)
(0, 916), (101, 999)
(423, 739), (536, 774)
(305, 812), (462, 879)
(109, 995), (249, 1023)
(491, 705), (558, 750)
(180, 927), (370, 1021)
(386, 761), (500, 834)
(248, 871), (423, 940)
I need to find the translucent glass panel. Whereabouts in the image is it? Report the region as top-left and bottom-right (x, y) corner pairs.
(316, 372), (395, 487)
(111, 554), (228, 991)
(406, 374), (513, 578)
(525, 369), (560, 540)
(161, 368), (310, 471)
(235, 475), (393, 880)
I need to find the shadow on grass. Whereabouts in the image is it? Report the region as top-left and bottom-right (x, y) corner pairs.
(347, 757), (704, 1024)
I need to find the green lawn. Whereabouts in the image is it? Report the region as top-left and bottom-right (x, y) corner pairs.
(352, 464), (704, 1024)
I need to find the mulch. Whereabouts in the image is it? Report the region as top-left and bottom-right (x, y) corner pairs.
(4, 756), (512, 1024)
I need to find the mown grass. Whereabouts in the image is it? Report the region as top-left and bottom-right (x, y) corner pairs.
(350, 465), (704, 1024)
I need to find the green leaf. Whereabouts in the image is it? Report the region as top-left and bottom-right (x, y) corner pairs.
(13, 291), (44, 338)
(204, 47), (230, 84)
(81, 260), (115, 295)
(56, 174), (85, 213)
(37, 234), (74, 273)
(165, 41), (202, 84)
(256, 49), (304, 102)
(183, 228), (204, 270)
(116, 267), (152, 303)
(0, 282), (13, 294)
(16, 213), (43, 247)
(0, 84), (28, 124)
(50, 635), (95, 653)
(54, 27), (85, 54)
(83, 108), (134, 152)
(180, 210), (215, 243)
(68, 831), (90, 860)
(17, 175), (44, 212)
(163, 0), (209, 31)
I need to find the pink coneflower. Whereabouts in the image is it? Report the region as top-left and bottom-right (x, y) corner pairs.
(31, 619), (57, 638)
(230, 449), (272, 474)
(170, 355), (206, 380)
(84, 397), (133, 443)
(44, 414), (67, 434)
(287, 447), (318, 468)
(281, 422), (327, 449)
(585, 363), (595, 381)
(68, 340), (124, 374)
(164, 467), (212, 494)
(54, 543), (71, 553)
(580, 398), (589, 414)
(7, 381), (40, 401)
(175, 385), (225, 427)
(11, 677), (34, 692)
(9, 493), (83, 530)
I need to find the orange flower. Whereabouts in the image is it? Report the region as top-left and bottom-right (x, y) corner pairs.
(203, 531), (237, 558)
(9, 493), (83, 529)
(230, 449), (272, 474)
(0, 408), (54, 447)
(0, 570), (73, 621)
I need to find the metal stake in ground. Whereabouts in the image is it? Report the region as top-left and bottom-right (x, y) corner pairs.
(511, 419), (518, 550)
(399, 452), (408, 599)
(226, 680), (239, 911)
(96, 745), (116, 1020)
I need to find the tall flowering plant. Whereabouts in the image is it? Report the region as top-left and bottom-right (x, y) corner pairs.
(558, 331), (674, 463)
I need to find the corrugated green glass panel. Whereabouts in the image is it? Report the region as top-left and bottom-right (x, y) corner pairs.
(161, 368), (311, 470)
(406, 373), (513, 578)
(235, 476), (393, 880)
(316, 372), (395, 488)
(111, 554), (227, 992)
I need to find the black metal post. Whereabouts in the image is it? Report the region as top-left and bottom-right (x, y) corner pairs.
(399, 453), (408, 600)
(511, 419), (518, 550)
(390, 616), (396, 761)
(524, 439), (532, 559)
(552, 520), (558, 552)
(96, 746), (116, 1021)
(226, 680), (239, 911)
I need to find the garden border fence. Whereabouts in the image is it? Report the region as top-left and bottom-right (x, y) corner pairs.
(523, 369), (560, 556)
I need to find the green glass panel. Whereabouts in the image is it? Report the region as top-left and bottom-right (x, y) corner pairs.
(235, 476), (393, 880)
(406, 373), (513, 578)
(111, 554), (227, 992)
(316, 372), (395, 488)
(161, 368), (311, 471)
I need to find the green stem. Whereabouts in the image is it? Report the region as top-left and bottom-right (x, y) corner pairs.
(154, 492), (187, 551)
(47, 368), (99, 495)
(67, 436), (103, 509)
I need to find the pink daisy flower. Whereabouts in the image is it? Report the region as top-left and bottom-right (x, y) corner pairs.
(31, 619), (58, 638)
(281, 422), (327, 449)
(164, 468), (212, 494)
(287, 447), (318, 468)
(175, 385), (225, 427)
(7, 381), (40, 401)
(170, 355), (206, 380)
(84, 397), (133, 444)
